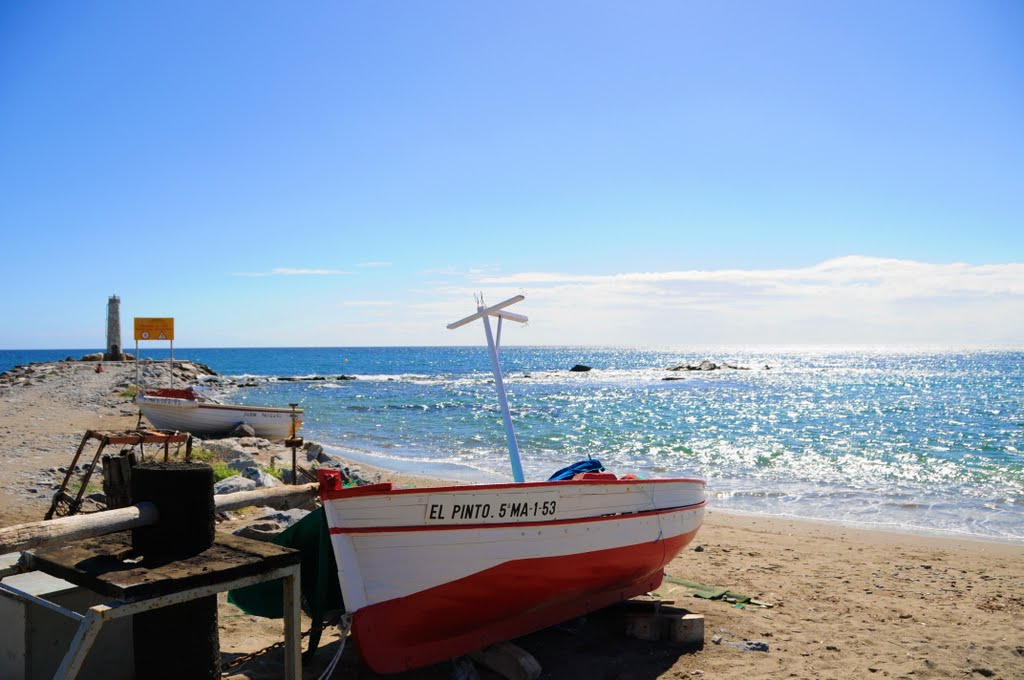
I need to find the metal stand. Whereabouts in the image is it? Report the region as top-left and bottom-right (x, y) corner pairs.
(0, 563), (301, 680)
(12, 531), (302, 680)
(46, 430), (192, 520)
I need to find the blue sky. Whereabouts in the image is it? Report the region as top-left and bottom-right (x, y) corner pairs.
(2, 1), (1022, 348)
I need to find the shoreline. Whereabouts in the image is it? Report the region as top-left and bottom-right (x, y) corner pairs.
(326, 447), (1024, 552)
(322, 443), (1024, 547)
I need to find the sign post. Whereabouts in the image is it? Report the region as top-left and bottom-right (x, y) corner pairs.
(134, 318), (176, 389)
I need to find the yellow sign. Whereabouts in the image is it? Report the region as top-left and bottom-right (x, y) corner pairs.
(134, 317), (175, 341)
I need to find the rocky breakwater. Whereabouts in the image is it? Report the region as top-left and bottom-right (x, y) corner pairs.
(663, 359), (755, 380)
(196, 436), (380, 541)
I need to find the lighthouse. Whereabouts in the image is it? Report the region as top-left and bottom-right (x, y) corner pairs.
(105, 295), (123, 360)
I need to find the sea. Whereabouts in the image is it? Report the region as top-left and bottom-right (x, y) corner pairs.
(2, 347), (1022, 542)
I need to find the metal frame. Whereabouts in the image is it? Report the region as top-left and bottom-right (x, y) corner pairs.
(447, 294), (529, 483)
(0, 563), (301, 680)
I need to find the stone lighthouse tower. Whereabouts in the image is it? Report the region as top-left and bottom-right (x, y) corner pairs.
(105, 295), (123, 360)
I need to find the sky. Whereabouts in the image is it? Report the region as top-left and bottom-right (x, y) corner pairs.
(1, 1), (1022, 348)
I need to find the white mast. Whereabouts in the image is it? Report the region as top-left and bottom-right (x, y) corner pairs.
(447, 295), (528, 483)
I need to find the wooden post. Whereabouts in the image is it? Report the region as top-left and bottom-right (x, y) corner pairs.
(131, 461), (219, 679)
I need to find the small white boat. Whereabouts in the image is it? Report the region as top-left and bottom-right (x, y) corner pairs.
(319, 296), (706, 673)
(135, 388), (303, 439)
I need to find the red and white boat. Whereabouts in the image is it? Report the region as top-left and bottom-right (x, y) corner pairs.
(319, 471), (705, 673)
(135, 388), (303, 439)
(318, 296), (707, 673)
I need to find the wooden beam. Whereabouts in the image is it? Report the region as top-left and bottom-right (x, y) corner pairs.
(213, 482), (319, 513)
(0, 502), (159, 555)
(0, 483), (320, 555)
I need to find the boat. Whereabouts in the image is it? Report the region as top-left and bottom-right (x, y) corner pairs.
(319, 295), (706, 673)
(134, 388), (303, 439)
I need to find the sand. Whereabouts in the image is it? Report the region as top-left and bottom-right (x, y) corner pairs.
(1, 361), (1021, 679)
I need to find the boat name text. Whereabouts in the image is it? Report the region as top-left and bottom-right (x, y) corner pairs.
(424, 492), (560, 524)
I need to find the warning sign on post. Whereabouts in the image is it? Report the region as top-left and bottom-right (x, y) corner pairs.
(134, 317), (174, 341)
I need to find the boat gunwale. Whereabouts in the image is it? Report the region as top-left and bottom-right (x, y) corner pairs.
(136, 396), (304, 415)
(321, 477), (705, 501)
(326, 498), (707, 534)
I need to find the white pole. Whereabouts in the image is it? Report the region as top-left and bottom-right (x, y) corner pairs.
(481, 311), (525, 483)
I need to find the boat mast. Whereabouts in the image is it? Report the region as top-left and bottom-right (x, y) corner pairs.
(447, 295), (528, 483)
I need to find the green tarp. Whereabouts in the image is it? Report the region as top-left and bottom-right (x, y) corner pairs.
(227, 507), (343, 621)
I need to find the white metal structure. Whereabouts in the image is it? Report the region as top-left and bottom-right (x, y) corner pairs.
(447, 294), (529, 482)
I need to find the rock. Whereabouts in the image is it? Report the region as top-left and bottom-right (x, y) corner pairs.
(199, 439), (249, 459)
(735, 641), (769, 652)
(698, 360), (717, 371)
(336, 375), (357, 380)
(255, 508), (309, 528)
(227, 455), (258, 472)
(304, 442), (329, 463)
(241, 466), (282, 488)
(229, 422), (257, 438)
(80, 353), (104, 362)
(451, 656), (480, 680)
(469, 641), (541, 680)
(569, 364), (592, 372)
(234, 521), (286, 542)
(213, 475), (258, 494)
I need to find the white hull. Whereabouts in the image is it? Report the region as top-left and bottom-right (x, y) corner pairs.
(135, 392), (302, 439)
(319, 472), (706, 673)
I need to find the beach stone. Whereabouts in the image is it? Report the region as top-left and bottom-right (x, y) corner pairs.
(80, 353), (104, 361)
(569, 364), (592, 372)
(213, 475), (257, 494)
(241, 465), (282, 488)
(227, 454), (258, 472)
(199, 439), (248, 459)
(234, 521), (287, 542)
(305, 442), (329, 463)
(256, 508), (309, 528)
(229, 422), (256, 438)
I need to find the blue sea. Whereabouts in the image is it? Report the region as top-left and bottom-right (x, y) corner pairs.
(3, 347), (1022, 542)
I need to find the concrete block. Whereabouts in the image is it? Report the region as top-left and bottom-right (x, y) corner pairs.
(668, 613), (705, 648)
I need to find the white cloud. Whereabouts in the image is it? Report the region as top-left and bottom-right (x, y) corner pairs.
(444, 257), (1024, 346)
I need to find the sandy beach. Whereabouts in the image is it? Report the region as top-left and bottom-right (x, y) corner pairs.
(1, 361), (1021, 679)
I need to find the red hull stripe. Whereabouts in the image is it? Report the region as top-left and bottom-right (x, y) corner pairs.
(319, 477), (705, 501)
(352, 528), (699, 674)
(328, 500), (707, 534)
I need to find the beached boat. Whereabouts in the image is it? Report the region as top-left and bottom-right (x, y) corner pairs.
(135, 388), (303, 439)
(319, 296), (706, 673)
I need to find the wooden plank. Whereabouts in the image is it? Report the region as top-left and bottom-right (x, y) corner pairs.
(23, 532), (300, 602)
